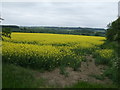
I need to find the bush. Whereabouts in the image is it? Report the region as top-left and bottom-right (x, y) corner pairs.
(106, 17), (120, 42)
(2, 28), (12, 39)
(103, 57), (120, 87)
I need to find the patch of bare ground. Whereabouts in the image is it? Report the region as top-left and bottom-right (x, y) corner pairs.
(33, 55), (113, 88)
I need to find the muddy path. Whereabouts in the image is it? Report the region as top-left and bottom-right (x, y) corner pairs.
(33, 55), (112, 87)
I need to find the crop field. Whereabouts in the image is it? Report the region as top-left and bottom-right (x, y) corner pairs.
(2, 33), (115, 70)
(2, 32), (118, 88)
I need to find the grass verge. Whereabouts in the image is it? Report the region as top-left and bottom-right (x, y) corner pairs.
(2, 63), (46, 88)
(66, 81), (117, 88)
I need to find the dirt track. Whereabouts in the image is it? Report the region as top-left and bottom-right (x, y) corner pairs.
(33, 55), (112, 87)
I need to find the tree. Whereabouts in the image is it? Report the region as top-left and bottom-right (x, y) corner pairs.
(2, 28), (11, 39)
(0, 18), (12, 40)
(106, 17), (120, 42)
(106, 17), (120, 86)
(0, 17), (4, 40)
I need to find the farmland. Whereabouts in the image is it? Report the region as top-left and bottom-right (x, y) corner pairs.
(2, 33), (117, 88)
(2, 33), (105, 70)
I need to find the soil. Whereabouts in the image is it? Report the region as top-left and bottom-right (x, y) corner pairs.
(33, 55), (113, 87)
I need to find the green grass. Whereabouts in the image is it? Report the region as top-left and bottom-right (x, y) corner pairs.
(92, 41), (120, 85)
(3, 63), (118, 88)
(0, 63), (2, 89)
(67, 81), (117, 88)
(2, 63), (46, 88)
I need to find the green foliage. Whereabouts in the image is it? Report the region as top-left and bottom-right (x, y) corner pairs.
(59, 66), (69, 77)
(2, 63), (46, 88)
(18, 26), (105, 37)
(3, 63), (117, 88)
(93, 40), (120, 86)
(106, 17), (120, 41)
(2, 28), (12, 39)
(95, 32), (105, 36)
(66, 81), (117, 88)
(104, 57), (120, 86)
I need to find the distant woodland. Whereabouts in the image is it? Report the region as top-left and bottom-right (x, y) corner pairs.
(1, 25), (105, 37)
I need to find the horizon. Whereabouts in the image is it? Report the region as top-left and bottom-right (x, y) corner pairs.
(1, 24), (106, 29)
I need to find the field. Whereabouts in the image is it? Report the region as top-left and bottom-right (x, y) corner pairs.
(2, 33), (117, 88)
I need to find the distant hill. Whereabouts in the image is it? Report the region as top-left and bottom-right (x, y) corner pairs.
(0, 25), (20, 32)
(1, 25), (105, 31)
(22, 26), (105, 31)
(1, 25), (105, 36)
(1, 25), (19, 28)
(43, 27), (105, 31)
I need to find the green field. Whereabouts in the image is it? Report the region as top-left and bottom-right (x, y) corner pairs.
(2, 33), (118, 88)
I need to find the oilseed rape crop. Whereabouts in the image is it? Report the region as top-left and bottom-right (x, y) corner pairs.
(93, 49), (115, 65)
(2, 33), (110, 70)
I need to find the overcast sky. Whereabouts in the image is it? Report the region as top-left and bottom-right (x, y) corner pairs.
(1, 1), (119, 28)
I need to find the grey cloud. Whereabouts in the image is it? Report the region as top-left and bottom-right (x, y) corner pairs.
(1, 2), (118, 28)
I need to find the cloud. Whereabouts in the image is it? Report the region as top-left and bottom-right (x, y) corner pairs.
(2, 0), (120, 2)
(1, 1), (118, 28)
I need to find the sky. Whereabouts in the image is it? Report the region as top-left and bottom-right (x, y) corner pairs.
(1, 0), (119, 28)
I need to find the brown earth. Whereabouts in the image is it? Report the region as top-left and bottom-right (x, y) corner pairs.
(33, 55), (112, 88)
